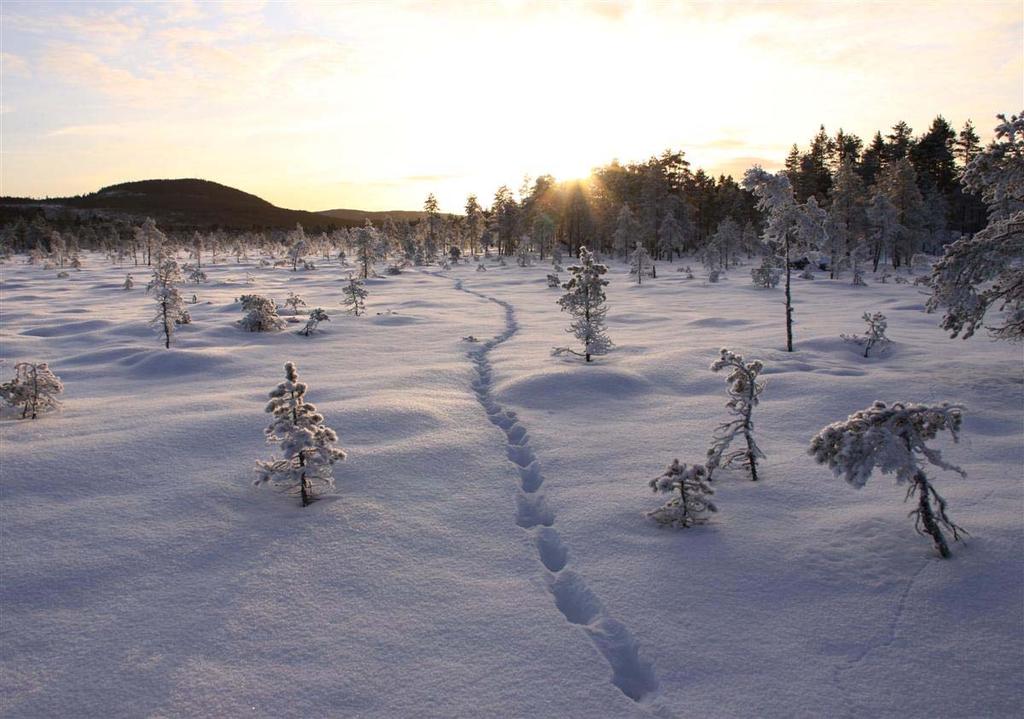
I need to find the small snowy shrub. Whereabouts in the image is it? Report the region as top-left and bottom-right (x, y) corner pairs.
(476, 262), (487, 272)
(553, 246), (612, 362)
(646, 459), (717, 528)
(385, 264), (403, 275)
(706, 348), (766, 481)
(677, 265), (694, 279)
(842, 312), (892, 357)
(809, 401), (967, 558)
(255, 362), (346, 506)
(56, 271), (69, 279)
(751, 257), (781, 288)
(1, 362), (63, 419)
(188, 267), (207, 284)
(707, 269), (721, 283)
(285, 291), (306, 315)
(799, 267), (815, 280)
(239, 294), (285, 332)
(342, 275), (368, 316)
(547, 273), (560, 288)
(299, 308), (330, 336)
(123, 273), (134, 290)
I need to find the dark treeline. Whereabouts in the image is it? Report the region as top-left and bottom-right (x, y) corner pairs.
(0, 114), (988, 272)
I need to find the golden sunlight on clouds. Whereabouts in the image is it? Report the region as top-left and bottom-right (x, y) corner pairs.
(1, 0), (1021, 211)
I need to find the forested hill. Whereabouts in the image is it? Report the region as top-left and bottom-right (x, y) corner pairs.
(319, 208), (428, 223)
(0, 179), (364, 231)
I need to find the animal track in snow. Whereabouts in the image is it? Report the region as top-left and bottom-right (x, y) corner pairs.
(452, 276), (663, 706)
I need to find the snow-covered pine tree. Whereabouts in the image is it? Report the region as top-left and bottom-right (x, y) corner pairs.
(255, 362), (346, 506)
(743, 168), (802, 351)
(657, 211), (686, 261)
(1, 361), (63, 419)
(147, 259), (187, 348)
(867, 191), (900, 273)
(299, 308), (330, 336)
(239, 294), (285, 332)
(809, 401), (967, 558)
(287, 224), (308, 271)
(355, 222), (376, 278)
(123, 273), (134, 290)
(188, 266), (207, 284)
(613, 204), (641, 259)
(285, 291), (306, 315)
(927, 112), (1024, 342)
(342, 274), (368, 316)
(646, 459), (717, 528)
(547, 273), (560, 288)
(515, 236), (532, 266)
(825, 160), (868, 279)
(842, 312), (892, 357)
(751, 255), (782, 288)
(706, 348), (766, 481)
(628, 241), (654, 284)
(553, 246), (613, 362)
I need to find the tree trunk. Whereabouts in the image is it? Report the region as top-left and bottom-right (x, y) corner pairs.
(914, 473), (950, 558)
(784, 234), (794, 352)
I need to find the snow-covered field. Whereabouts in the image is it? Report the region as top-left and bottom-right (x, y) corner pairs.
(1, 254), (1021, 718)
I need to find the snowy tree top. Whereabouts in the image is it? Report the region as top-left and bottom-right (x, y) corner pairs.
(809, 401), (965, 488)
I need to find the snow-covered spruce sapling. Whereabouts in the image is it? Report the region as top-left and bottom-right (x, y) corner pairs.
(238, 294), (285, 332)
(553, 246), (613, 362)
(646, 460), (717, 528)
(299, 308), (330, 336)
(547, 273), (560, 288)
(188, 266), (207, 284)
(842, 312), (892, 357)
(284, 291), (306, 315)
(342, 274), (368, 316)
(751, 256), (782, 288)
(809, 401), (967, 558)
(476, 262), (487, 272)
(147, 259), (188, 348)
(706, 349), (766, 481)
(123, 273), (134, 290)
(629, 241), (654, 284)
(1, 362), (63, 419)
(255, 362), (346, 506)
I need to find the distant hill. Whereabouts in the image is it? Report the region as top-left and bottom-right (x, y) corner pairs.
(0, 179), (369, 231)
(319, 208), (428, 223)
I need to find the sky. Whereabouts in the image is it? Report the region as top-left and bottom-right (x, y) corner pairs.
(1, 0), (1021, 213)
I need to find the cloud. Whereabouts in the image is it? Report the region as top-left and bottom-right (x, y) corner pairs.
(48, 124), (125, 137)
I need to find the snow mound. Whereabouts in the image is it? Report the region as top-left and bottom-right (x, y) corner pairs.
(497, 366), (651, 409)
(370, 313), (425, 326)
(21, 319), (114, 337)
(117, 348), (236, 378)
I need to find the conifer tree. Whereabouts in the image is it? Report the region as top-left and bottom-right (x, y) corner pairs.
(657, 211), (686, 261)
(743, 167), (801, 351)
(354, 222), (376, 278)
(809, 401), (966, 558)
(255, 362), (346, 506)
(1, 362), (63, 419)
(299, 308), (330, 336)
(928, 112), (1024, 341)
(613, 204), (641, 259)
(553, 246), (612, 362)
(706, 348), (766, 481)
(841, 312), (892, 357)
(147, 259), (188, 348)
(287, 224), (308, 271)
(825, 160), (868, 279)
(646, 460), (717, 528)
(285, 291), (306, 315)
(628, 241), (654, 284)
(342, 274), (368, 316)
(238, 295), (285, 332)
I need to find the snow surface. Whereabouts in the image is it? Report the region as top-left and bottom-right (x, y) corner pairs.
(1, 255), (1021, 718)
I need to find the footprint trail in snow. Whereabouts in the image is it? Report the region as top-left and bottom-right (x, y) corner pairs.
(454, 277), (666, 710)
